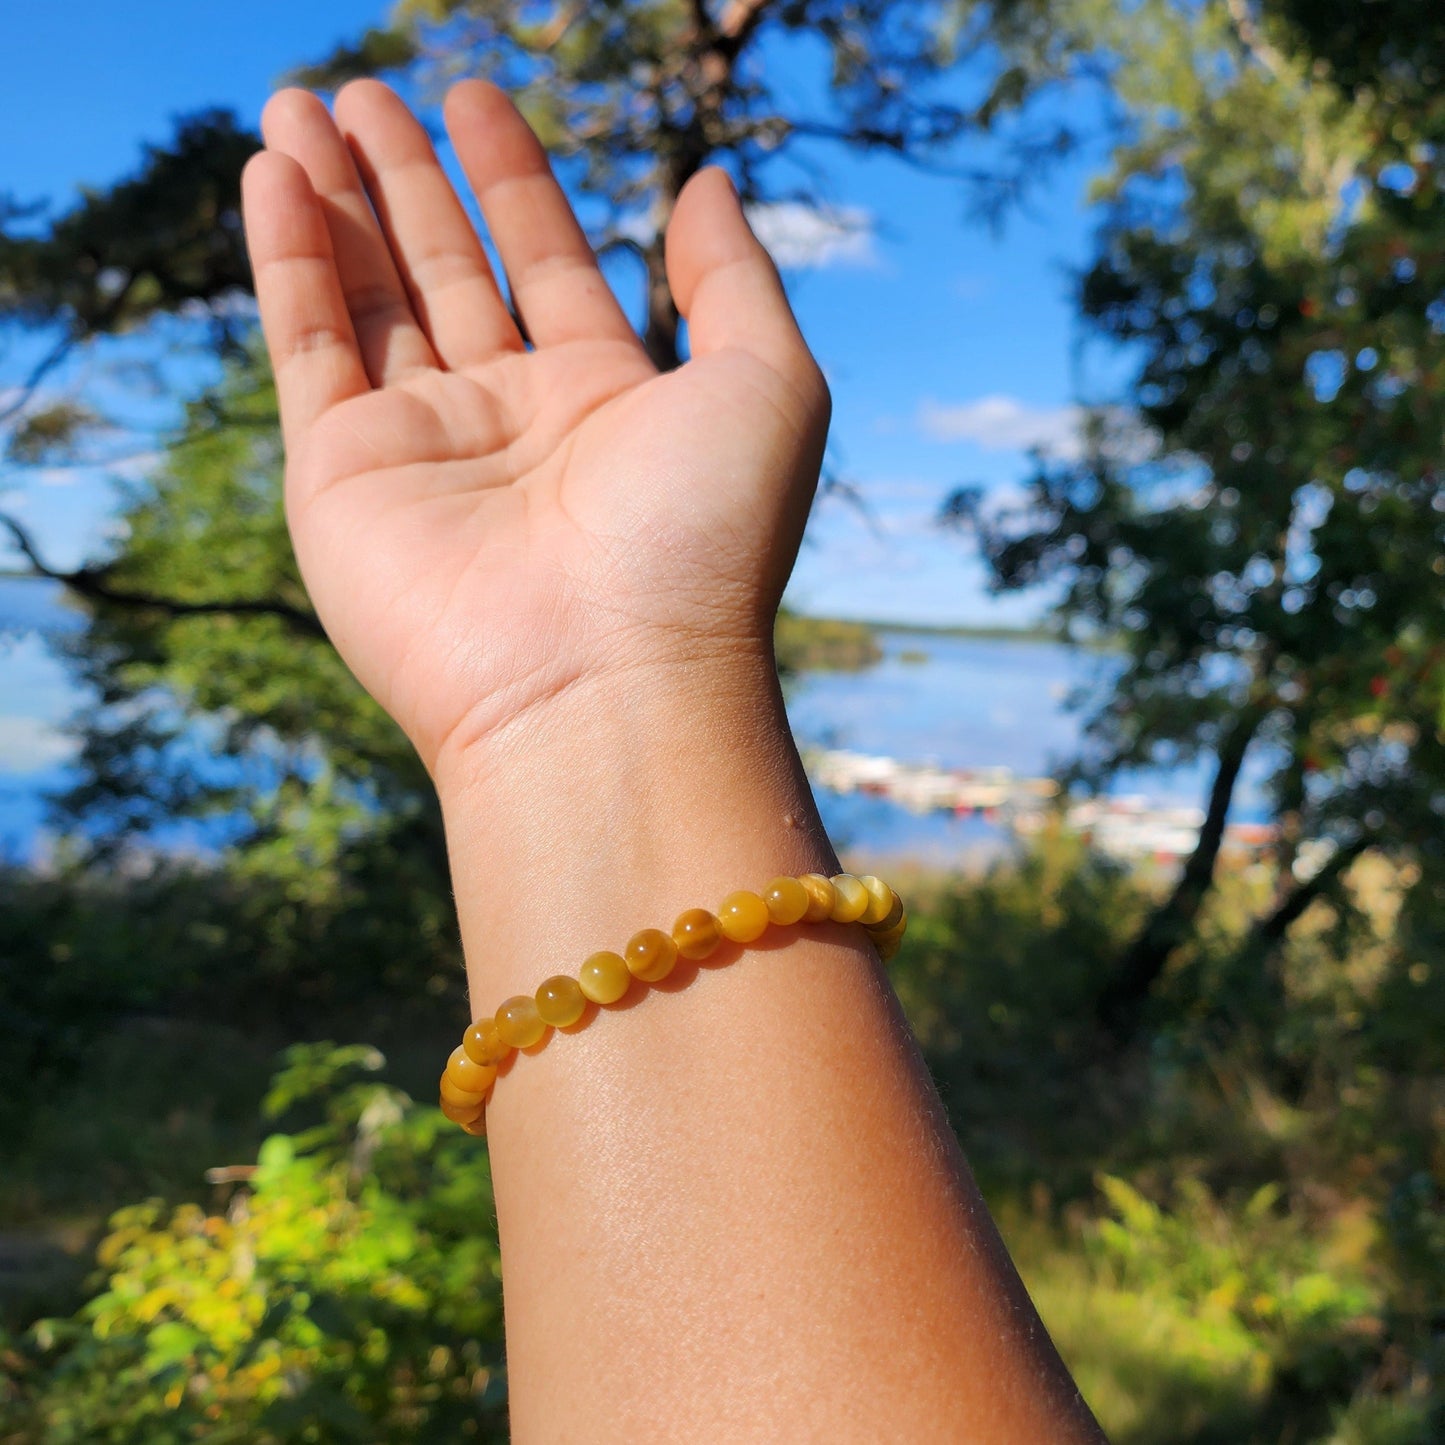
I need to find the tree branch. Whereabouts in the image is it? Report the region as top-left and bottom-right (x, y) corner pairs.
(1100, 702), (1266, 1034)
(0, 513), (326, 640)
(0, 333), (76, 427)
(1256, 833), (1372, 948)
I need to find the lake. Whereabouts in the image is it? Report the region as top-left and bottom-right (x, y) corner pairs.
(788, 628), (1272, 863)
(0, 582), (1269, 864)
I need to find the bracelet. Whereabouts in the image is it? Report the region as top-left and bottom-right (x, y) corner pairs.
(438, 872), (907, 1136)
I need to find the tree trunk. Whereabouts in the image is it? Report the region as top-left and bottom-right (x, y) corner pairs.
(643, 238), (681, 371)
(1100, 706), (1263, 1034)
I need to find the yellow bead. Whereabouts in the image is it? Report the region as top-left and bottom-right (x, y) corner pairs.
(496, 995), (546, 1049)
(798, 873), (837, 923)
(460, 1110), (488, 1137)
(536, 974), (587, 1028)
(446, 1045), (496, 1096)
(462, 1019), (509, 1067)
(439, 1075), (485, 1103)
(626, 928), (678, 983)
(858, 876), (896, 926)
(718, 890), (770, 943)
(440, 1073), (486, 1110)
(829, 874), (869, 923)
(873, 912), (908, 963)
(866, 891), (905, 935)
(579, 950), (631, 1004)
(440, 1091), (484, 1124)
(673, 908), (722, 960)
(763, 877), (809, 926)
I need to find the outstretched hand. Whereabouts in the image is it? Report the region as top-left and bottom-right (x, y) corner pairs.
(242, 80), (828, 782)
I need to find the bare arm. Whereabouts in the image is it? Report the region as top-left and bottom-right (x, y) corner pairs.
(242, 77), (1104, 1443)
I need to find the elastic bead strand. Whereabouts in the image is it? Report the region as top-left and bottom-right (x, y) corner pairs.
(447, 872), (906, 1135)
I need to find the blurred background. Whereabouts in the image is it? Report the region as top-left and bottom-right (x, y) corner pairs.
(1, 2), (1441, 1440)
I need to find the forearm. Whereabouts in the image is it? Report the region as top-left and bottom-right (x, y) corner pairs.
(436, 656), (1103, 1443)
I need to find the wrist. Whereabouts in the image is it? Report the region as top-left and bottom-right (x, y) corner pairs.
(432, 643), (840, 1003)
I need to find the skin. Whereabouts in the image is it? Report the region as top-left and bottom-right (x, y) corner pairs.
(243, 78), (1107, 1444)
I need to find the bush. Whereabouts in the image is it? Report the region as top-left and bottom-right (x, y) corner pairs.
(2, 1047), (506, 1443)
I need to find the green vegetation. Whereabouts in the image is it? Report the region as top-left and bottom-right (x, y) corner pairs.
(774, 608), (883, 675)
(1, 836), (1438, 1440)
(0, 2), (1439, 1440)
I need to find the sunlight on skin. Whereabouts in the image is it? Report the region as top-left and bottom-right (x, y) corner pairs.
(242, 78), (1106, 1443)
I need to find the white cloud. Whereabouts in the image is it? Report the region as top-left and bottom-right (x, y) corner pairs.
(0, 716), (75, 771)
(745, 202), (877, 270)
(918, 395), (1158, 466)
(919, 395), (1086, 459)
(610, 201), (877, 271)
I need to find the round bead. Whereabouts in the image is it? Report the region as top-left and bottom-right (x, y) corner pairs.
(626, 928), (679, 983)
(440, 1073), (486, 1109)
(873, 913), (908, 963)
(440, 1092), (484, 1125)
(446, 1045), (497, 1096)
(828, 874), (869, 924)
(718, 890), (770, 943)
(673, 908), (722, 960)
(462, 1019), (510, 1068)
(857, 875), (896, 926)
(763, 877), (809, 927)
(798, 873), (837, 923)
(460, 1110), (488, 1137)
(536, 974), (587, 1028)
(496, 995), (547, 1049)
(579, 950), (631, 1004)
(867, 891), (905, 935)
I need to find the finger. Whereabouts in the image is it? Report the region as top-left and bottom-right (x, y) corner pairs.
(334, 79), (523, 370)
(444, 80), (644, 354)
(261, 88), (437, 385)
(666, 168), (820, 387)
(241, 151), (370, 442)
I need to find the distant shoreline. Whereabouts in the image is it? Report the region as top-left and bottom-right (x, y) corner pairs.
(870, 620), (1059, 644)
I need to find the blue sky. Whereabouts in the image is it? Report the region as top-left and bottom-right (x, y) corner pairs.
(0, 1), (1120, 786)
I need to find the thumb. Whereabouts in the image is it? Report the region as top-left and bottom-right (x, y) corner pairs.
(665, 169), (823, 392)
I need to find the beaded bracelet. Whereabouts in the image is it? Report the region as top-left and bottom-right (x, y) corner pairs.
(438, 872), (907, 1136)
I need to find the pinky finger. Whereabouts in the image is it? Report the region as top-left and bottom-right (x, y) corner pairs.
(242, 151), (370, 444)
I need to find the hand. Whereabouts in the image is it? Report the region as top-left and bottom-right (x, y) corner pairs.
(242, 80), (829, 782)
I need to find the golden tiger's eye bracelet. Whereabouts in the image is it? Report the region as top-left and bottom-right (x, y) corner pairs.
(438, 872), (907, 1136)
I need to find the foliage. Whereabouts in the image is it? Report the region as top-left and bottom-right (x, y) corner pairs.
(891, 834), (1442, 1440)
(952, 0), (1445, 1012)
(773, 607), (881, 675)
(2, 838), (1439, 1441)
(292, 0), (1095, 364)
(0, 110), (255, 345)
(2, 1047), (506, 1444)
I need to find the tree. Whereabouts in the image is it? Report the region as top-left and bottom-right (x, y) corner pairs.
(292, 0), (1094, 368)
(1, 1), (1103, 869)
(954, 0), (1445, 1028)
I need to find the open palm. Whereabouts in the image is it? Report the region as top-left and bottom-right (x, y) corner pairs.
(243, 81), (829, 780)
